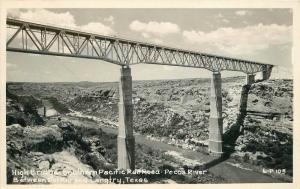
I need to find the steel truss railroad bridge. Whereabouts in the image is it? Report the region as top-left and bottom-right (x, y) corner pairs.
(6, 18), (274, 170)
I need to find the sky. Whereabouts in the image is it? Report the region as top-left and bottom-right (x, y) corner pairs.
(6, 8), (293, 82)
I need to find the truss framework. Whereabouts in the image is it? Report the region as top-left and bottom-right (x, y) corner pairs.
(6, 18), (273, 74)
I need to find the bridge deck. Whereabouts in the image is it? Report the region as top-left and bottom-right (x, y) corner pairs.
(6, 18), (273, 74)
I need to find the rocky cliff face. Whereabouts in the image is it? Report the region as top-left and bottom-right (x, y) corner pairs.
(6, 88), (45, 126)
(6, 120), (117, 184)
(67, 78), (294, 177)
(6, 77), (293, 181)
(232, 79), (293, 176)
(66, 77), (245, 149)
(6, 92), (224, 184)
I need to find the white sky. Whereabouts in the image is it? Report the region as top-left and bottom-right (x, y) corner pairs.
(6, 8), (293, 82)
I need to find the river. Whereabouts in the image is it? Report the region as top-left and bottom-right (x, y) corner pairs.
(63, 112), (283, 183)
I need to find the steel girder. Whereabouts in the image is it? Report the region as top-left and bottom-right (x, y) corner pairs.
(6, 18), (273, 74)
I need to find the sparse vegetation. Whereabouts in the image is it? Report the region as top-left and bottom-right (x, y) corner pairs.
(6, 78), (293, 183)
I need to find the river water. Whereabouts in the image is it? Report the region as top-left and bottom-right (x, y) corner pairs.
(64, 111), (282, 183)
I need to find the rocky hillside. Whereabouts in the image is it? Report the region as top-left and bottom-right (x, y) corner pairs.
(6, 77), (293, 180)
(6, 89), (44, 126)
(231, 79), (293, 176)
(67, 78), (294, 179)
(68, 77), (244, 148)
(6, 89), (224, 184)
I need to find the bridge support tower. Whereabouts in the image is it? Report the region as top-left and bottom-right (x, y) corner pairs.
(209, 72), (223, 156)
(117, 66), (135, 170)
(262, 67), (273, 80)
(43, 106), (46, 117)
(247, 74), (255, 85)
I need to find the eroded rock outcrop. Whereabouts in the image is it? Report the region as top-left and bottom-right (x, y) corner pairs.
(231, 80), (293, 176)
